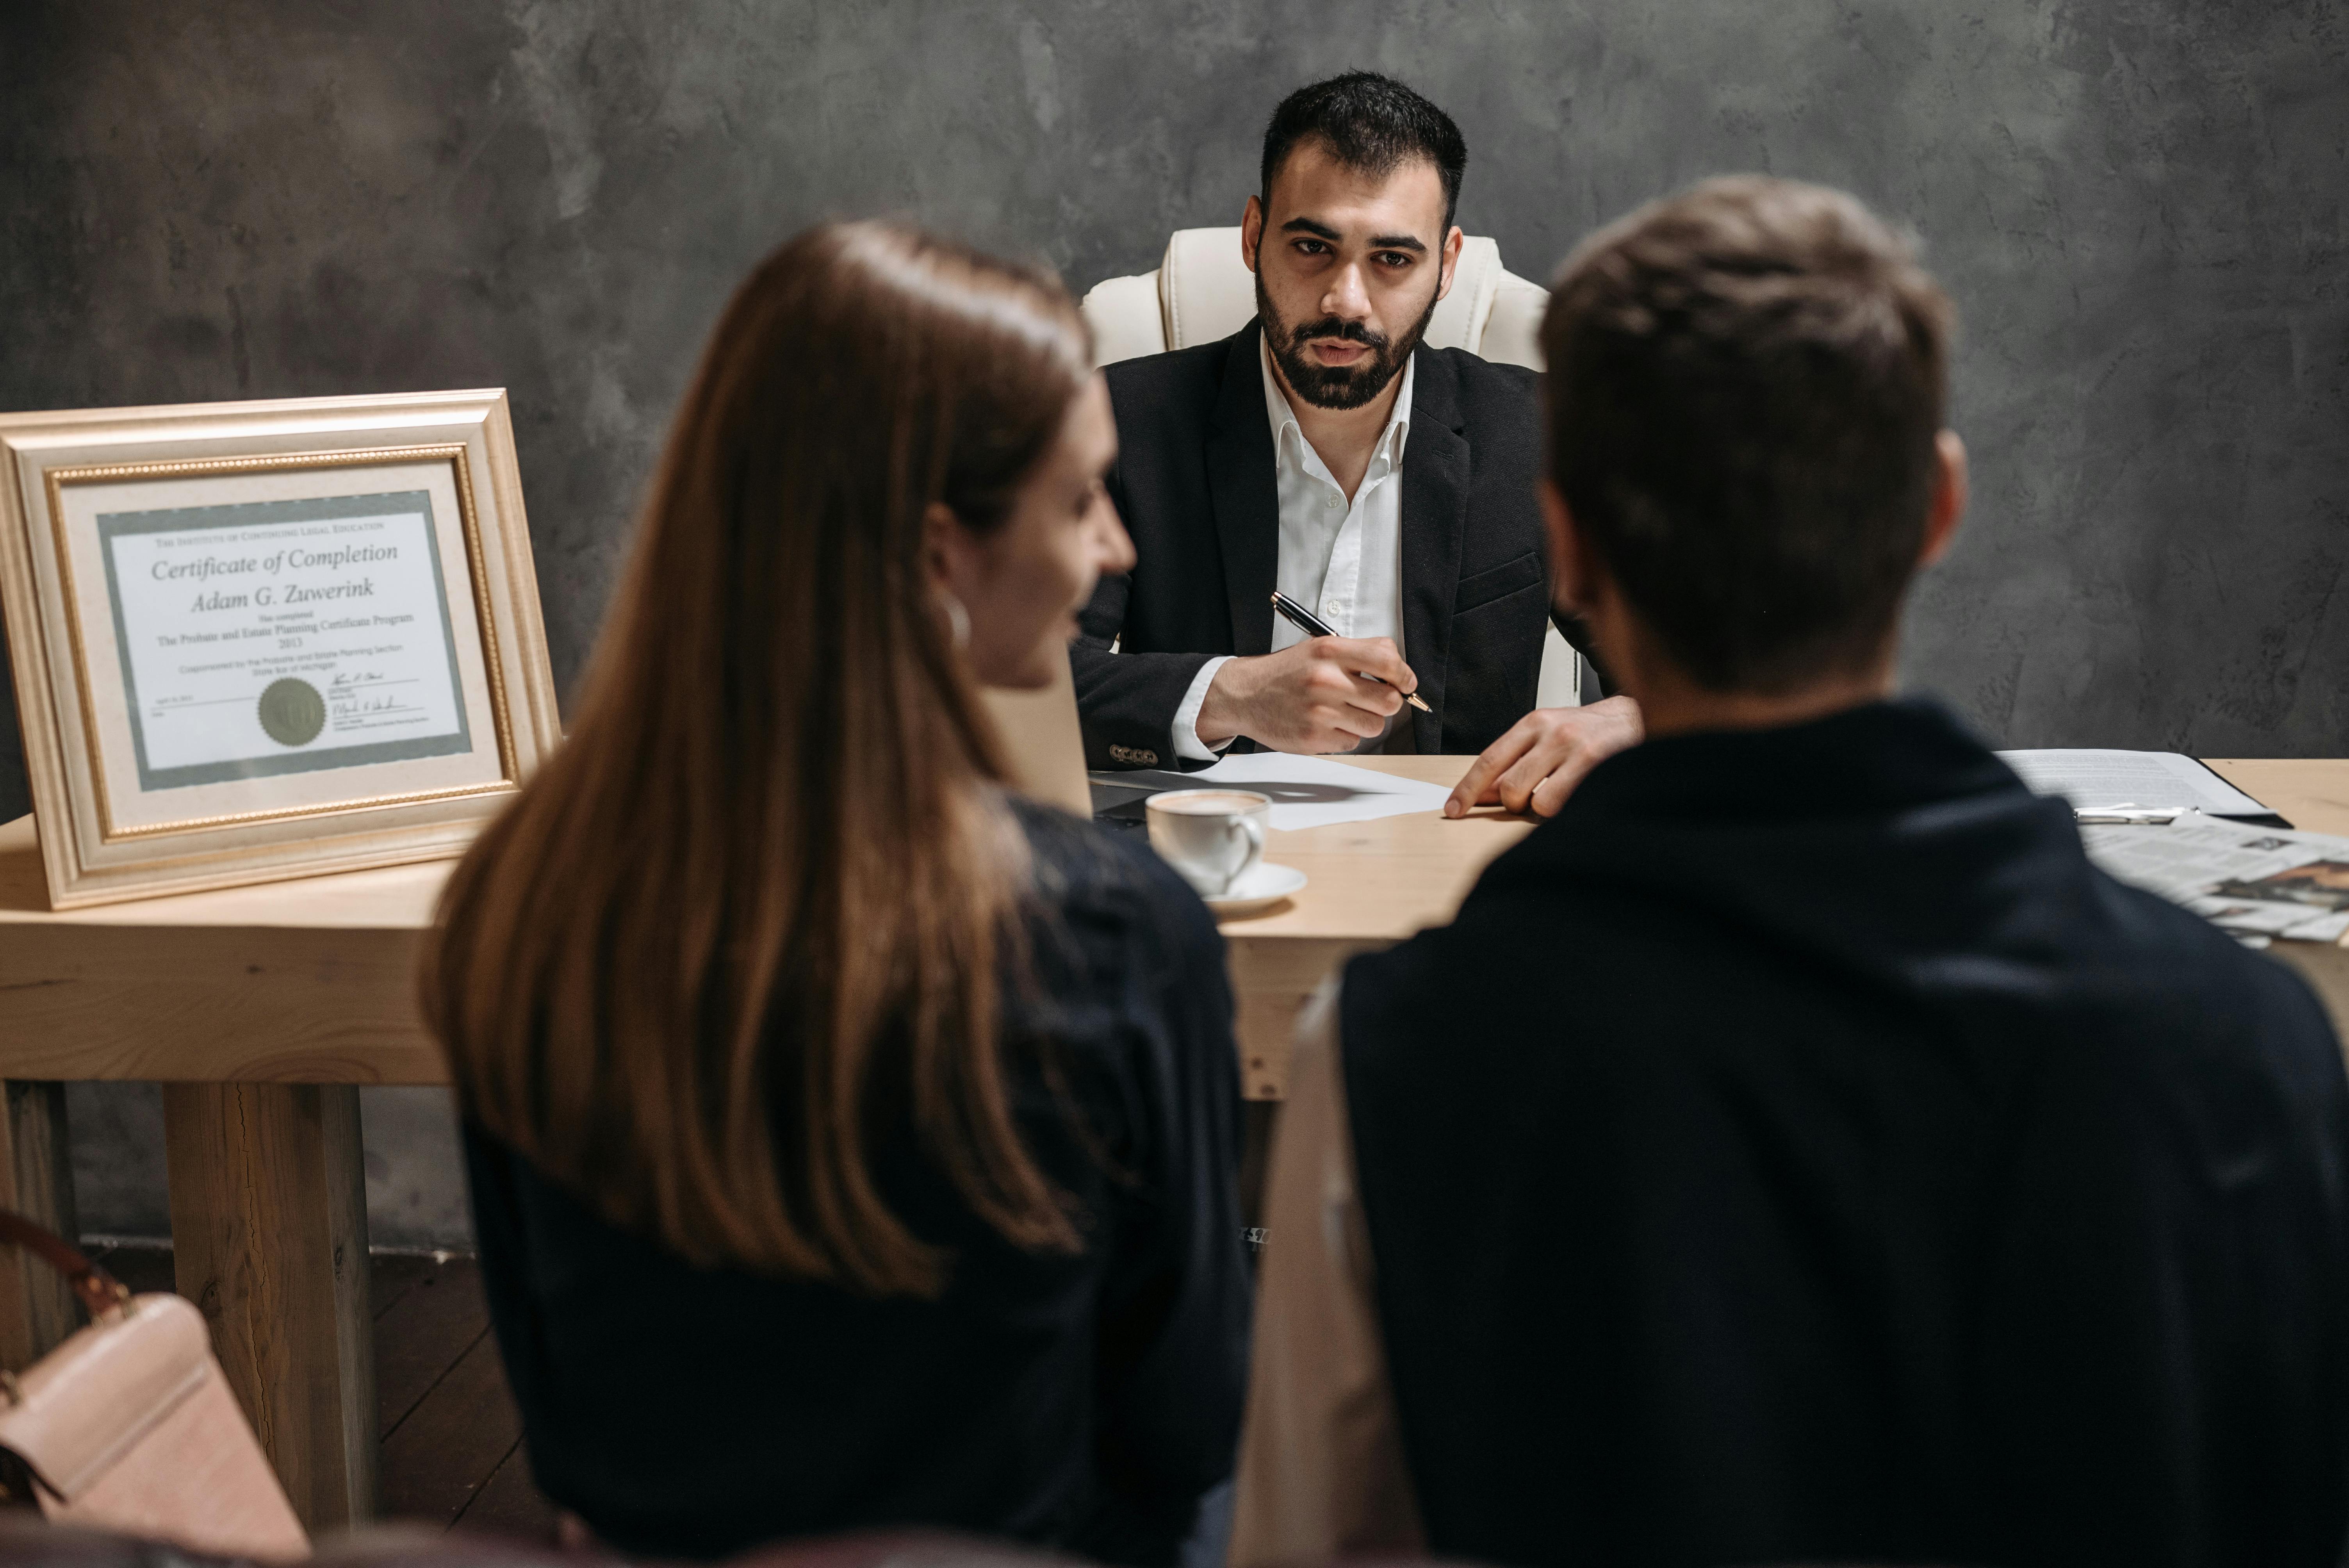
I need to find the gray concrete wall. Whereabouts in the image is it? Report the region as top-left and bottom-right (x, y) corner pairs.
(2, 1), (2345, 1245)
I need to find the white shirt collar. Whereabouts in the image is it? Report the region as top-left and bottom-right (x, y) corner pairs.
(1260, 333), (1415, 478)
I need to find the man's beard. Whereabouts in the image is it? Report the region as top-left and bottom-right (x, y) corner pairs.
(1256, 265), (1440, 411)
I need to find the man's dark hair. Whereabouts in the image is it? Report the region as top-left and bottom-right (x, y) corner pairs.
(1260, 72), (1467, 232)
(1544, 176), (1955, 693)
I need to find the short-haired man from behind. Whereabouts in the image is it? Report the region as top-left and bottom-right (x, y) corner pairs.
(1231, 178), (2349, 1568)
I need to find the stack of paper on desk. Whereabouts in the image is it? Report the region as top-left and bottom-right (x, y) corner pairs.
(1183, 752), (1456, 832)
(2080, 820), (2349, 944)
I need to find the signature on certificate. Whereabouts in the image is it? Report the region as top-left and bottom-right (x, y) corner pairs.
(329, 674), (426, 727)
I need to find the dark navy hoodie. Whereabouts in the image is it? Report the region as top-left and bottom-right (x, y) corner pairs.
(1342, 698), (2349, 1568)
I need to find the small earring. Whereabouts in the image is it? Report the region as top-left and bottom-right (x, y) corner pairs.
(939, 592), (970, 651)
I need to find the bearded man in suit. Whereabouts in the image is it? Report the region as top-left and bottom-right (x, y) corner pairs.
(1073, 71), (1639, 816)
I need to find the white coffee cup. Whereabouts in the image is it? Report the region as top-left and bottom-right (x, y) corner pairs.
(1147, 789), (1270, 898)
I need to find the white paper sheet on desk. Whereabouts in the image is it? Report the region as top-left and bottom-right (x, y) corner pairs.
(1185, 752), (1455, 831)
(1996, 748), (2272, 817)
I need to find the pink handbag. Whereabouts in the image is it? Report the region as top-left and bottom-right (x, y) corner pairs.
(0, 1211), (309, 1561)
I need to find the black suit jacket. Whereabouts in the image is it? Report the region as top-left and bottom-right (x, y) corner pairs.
(1074, 321), (1570, 769)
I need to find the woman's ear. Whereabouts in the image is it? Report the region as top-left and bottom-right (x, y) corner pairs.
(922, 501), (965, 594)
(922, 502), (977, 652)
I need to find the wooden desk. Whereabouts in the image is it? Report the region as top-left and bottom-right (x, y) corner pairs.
(0, 752), (2340, 1527)
(1210, 757), (1529, 1098)
(0, 815), (449, 1530)
(2205, 759), (2349, 836)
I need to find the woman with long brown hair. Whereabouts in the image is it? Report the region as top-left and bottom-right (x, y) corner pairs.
(422, 223), (1248, 1564)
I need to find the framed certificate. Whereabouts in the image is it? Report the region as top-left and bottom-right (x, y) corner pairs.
(0, 390), (561, 906)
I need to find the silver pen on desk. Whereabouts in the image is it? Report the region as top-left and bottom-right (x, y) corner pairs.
(1269, 591), (1433, 714)
(2073, 802), (2195, 824)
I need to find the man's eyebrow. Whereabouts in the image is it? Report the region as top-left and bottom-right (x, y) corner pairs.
(1278, 217), (1430, 254)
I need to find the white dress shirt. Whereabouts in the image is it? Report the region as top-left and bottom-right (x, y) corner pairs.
(1169, 342), (1415, 761)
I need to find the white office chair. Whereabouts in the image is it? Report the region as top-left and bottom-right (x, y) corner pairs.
(1079, 228), (1582, 708)
(1080, 226), (1550, 369)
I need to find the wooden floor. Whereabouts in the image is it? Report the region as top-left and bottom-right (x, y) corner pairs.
(89, 1243), (557, 1541)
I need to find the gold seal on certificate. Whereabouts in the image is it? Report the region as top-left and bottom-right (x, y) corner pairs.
(257, 679), (327, 747)
(0, 390), (564, 907)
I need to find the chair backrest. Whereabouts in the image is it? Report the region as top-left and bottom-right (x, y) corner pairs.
(977, 648), (1093, 816)
(1080, 226), (1551, 371)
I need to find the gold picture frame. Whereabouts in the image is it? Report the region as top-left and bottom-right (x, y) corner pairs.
(0, 390), (561, 907)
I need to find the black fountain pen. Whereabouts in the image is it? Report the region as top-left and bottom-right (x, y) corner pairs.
(1268, 591), (1433, 713)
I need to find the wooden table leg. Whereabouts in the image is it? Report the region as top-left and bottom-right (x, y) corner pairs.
(0, 1081), (80, 1365)
(1226, 937), (1390, 1249)
(163, 1083), (378, 1532)
(1238, 1101), (1278, 1233)
(1227, 936), (1385, 1101)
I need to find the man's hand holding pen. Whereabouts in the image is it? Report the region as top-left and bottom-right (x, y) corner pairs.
(1194, 634), (1420, 753)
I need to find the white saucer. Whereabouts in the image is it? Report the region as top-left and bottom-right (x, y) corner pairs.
(1203, 861), (1307, 916)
